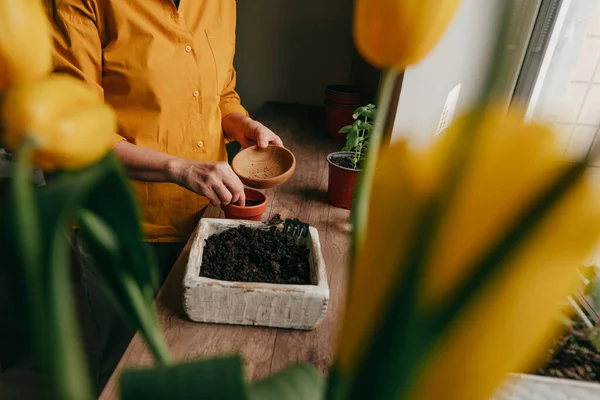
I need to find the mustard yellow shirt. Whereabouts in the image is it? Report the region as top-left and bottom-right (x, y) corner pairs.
(46, 0), (247, 242)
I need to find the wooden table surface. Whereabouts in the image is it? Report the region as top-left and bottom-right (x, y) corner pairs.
(100, 103), (351, 399)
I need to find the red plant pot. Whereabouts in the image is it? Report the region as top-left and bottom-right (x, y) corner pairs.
(326, 97), (361, 106)
(223, 188), (267, 221)
(325, 85), (362, 105)
(324, 85), (362, 139)
(327, 151), (360, 209)
(325, 105), (356, 140)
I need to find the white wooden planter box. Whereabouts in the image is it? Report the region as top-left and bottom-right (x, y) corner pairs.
(492, 373), (600, 400)
(183, 218), (329, 330)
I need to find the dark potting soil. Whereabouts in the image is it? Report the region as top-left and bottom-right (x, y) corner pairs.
(199, 225), (311, 285)
(244, 200), (262, 207)
(331, 155), (361, 170)
(537, 324), (600, 383)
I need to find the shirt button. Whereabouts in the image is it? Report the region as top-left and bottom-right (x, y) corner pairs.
(193, 90), (199, 97)
(197, 140), (204, 148)
(185, 45), (192, 52)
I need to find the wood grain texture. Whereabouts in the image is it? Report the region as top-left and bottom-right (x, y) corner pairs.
(100, 103), (350, 399)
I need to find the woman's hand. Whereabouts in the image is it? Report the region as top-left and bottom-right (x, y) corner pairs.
(113, 141), (245, 207)
(222, 112), (283, 149)
(168, 159), (245, 207)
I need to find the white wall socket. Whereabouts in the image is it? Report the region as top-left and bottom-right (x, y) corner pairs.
(436, 83), (461, 136)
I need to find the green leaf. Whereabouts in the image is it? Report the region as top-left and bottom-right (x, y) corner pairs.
(338, 126), (353, 134)
(6, 139), (53, 386)
(346, 131), (359, 150)
(249, 363), (324, 400)
(361, 111), (374, 121)
(358, 105), (377, 121)
(352, 105), (377, 120)
(46, 227), (94, 400)
(77, 210), (137, 326)
(356, 121), (374, 131)
(82, 154), (159, 298)
(9, 139), (43, 309)
(121, 356), (247, 400)
(79, 210), (170, 365)
(352, 107), (366, 120)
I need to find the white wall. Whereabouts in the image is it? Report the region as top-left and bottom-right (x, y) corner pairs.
(234, 0), (355, 114)
(391, 0), (512, 148)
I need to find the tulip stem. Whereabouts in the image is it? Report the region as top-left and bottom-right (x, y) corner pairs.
(351, 68), (402, 264)
(9, 137), (46, 357)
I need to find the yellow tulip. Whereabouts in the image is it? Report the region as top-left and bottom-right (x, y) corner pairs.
(0, 0), (52, 90)
(354, 0), (462, 69)
(337, 108), (600, 400)
(2, 75), (116, 171)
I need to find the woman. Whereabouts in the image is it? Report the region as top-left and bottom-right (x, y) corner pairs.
(44, 0), (283, 392)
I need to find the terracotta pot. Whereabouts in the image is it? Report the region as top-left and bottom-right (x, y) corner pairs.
(327, 151), (360, 209)
(223, 188), (267, 221)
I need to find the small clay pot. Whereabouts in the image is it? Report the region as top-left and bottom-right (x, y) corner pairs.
(223, 188), (268, 221)
(327, 151), (360, 209)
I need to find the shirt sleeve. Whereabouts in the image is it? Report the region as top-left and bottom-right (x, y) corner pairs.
(45, 1), (125, 146)
(219, 65), (249, 119)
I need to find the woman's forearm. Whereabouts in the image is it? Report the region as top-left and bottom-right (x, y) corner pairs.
(112, 140), (246, 206)
(113, 140), (183, 183)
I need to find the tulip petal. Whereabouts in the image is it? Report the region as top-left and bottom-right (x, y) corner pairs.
(0, 0), (52, 88)
(2, 75), (115, 171)
(424, 110), (567, 308)
(354, 0), (462, 69)
(42, 103), (116, 170)
(409, 171), (600, 400)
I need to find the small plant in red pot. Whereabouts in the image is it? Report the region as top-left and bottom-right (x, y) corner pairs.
(327, 104), (376, 209)
(223, 188), (267, 221)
